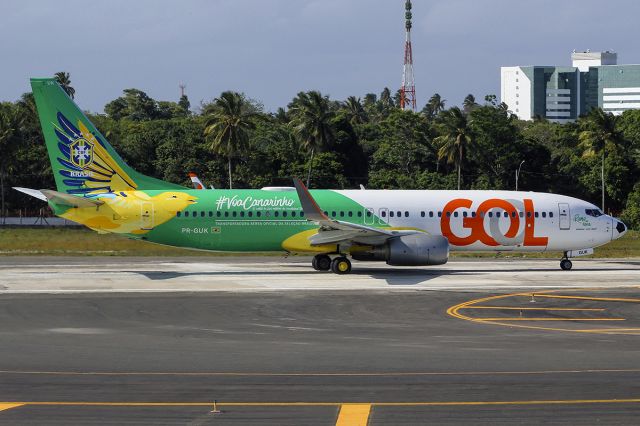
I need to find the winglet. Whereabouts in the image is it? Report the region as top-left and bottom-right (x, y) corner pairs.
(292, 178), (330, 222)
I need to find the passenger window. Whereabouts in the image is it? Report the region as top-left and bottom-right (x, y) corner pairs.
(471, 212), (476, 218)
(534, 212), (539, 218)
(217, 211), (221, 217)
(397, 211), (402, 217)
(331, 211), (336, 217)
(209, 211), (213, 217)
(232, 211), (237, 217)
(257, 212), (262, 217)
(463, 211), (468, 218)
(201, 211), (205, 217)
(300, 212), (305, 217)
(274, 211), (279, 217)
(240, 211), (245, 217)
(224, 211), (229, 217)
(488, 212), (493, 218)
(542, 212), (546, 218)
(324, 211), (328, 216)
(429, 211), (434, 218)
(549, 212), (553, 218)
(421, 211), (425, 217)
(519, 211), (524, 218)
(446, 212), (451, 218)
(177, 211), (181, 217)
(438, 212), (442, 217)
(405, 211), (409, 217)
(454, 212), (459, 218)
(248, 211), (253, 217)
(357, 211), (362, 217)
(390, 211), (395, 218)
(366, 211), (371, 217)
(291, 211), (296, 217)
(283, 211), (288, 217)
(527, 212), (531, 218)
(511, 211), (516, 218)
(348, 211), (353, 217)
(381, 211), (387, 218)
(339, 211), (344, 217)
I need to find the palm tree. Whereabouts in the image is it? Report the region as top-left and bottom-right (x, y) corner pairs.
(342, 96), (367, 126)
(54, 72), (75, 99)
(578, 108), (624, 212)
(433, 106), (474, 190)
(203, 91), (257, 189)
(428, 93), (446, 116)
(289, 91), (335, 187)
(463, 94), (478, 114)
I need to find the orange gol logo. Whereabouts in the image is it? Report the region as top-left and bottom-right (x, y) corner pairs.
(440, 198), (549, 247)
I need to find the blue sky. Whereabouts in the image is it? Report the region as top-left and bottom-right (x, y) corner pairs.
(1, 0), (638, 113)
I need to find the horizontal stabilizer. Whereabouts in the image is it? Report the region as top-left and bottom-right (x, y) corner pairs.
(13, 187), (104, 208)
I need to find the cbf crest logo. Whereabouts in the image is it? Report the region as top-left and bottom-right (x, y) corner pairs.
(70, 138), (94, 169)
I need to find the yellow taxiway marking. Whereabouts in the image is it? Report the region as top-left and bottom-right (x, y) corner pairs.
(0, 368), (640, 377)
(474, 318), (624, 322)
(4, 399), (640, 407)
(463, 306), (606, 311)
(446, 290), (640, 335)
(531, 294), (640, 303)
(0, 403), (24, 412)
(335, 404), (371, 426)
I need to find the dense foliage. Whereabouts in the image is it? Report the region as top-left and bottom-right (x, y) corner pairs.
(1, 75), (639, 228)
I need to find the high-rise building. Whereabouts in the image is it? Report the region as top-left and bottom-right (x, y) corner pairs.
(501, 51), (640, 123)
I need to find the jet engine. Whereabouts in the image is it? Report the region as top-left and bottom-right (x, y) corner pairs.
(352, 234), (449, 266)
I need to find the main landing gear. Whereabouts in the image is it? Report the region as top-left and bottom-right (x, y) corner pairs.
(560, 253), (573, 271)
(312, 254), (352, 274)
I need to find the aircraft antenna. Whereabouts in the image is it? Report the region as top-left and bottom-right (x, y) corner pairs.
(400, 0), (416, 110)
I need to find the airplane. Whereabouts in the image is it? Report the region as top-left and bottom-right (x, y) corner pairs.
(14, 78), (628, 274)
(189, 172), (206, 190)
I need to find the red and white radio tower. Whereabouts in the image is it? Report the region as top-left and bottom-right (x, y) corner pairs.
(400, 0), (416, 110)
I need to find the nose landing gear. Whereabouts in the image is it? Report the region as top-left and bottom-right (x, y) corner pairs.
(560, 253), (572, 271)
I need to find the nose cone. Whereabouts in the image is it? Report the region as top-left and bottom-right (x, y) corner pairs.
(613, 220), (628, 240)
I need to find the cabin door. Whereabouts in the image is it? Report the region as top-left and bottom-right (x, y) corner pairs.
(141, 202), (154, 230)
(558, 203), (570, 230)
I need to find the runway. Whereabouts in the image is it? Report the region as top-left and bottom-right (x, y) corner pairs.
(0, 257), (639, 424)
(1, 256), (639, 292)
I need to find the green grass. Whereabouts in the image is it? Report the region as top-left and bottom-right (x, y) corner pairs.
(0, 227), (638, 258)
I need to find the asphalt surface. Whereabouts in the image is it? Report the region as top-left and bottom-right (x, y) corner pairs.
(0, 257), (639, 424)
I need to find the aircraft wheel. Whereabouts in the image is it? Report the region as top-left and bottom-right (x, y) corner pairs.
(560, 259), (572, 271)
(331, 257), (352, 274)
(313, 254), (331, 271)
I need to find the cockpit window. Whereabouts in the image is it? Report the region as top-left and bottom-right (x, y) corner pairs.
(585, 208), (604, 217)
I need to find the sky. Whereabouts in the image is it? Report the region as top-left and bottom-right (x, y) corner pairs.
(1, 0), (639, 113)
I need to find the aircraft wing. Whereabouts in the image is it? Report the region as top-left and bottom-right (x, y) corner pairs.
(14, 187), (104, 208)
(292, 179), (421, 246)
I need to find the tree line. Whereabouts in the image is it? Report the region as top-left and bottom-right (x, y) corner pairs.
(1, 73), (639, 229)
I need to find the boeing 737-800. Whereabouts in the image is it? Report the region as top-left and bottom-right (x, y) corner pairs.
(14, 78), (628, 274)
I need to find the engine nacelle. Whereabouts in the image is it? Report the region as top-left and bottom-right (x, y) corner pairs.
(352, 234), (449, 266)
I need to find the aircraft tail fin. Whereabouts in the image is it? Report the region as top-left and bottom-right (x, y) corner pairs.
(30, 78), (185, 197)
